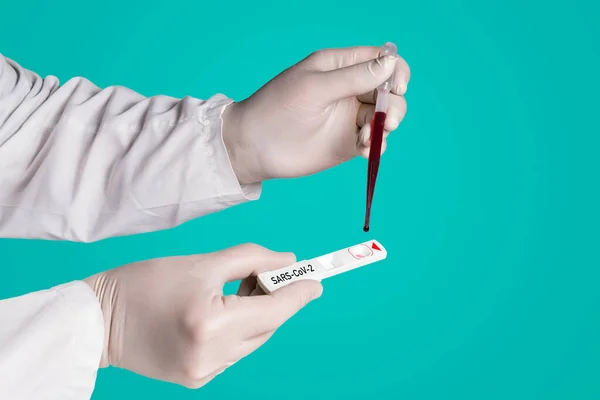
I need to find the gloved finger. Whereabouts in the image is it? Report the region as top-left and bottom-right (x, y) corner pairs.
(303, 46), (381, 71)
(392, 56), (411, 95)
(185, 366), (227, 389)
(315, 55), (397, 103)
(356, 89), (378, 105)
(231, 330), (275, 361)
(359, 138), (389, 159)
(225, 279), (323, 339)
(357, 123), (391, 153)
(237, 276), (257, 296)
(250, 284), (265, 296)
(356, 57), (411, 100)
(379, 94), (407, 131)
(356, 103), (375, 128)
(238, 279), (267, 297)
(356, 95), (406, 134)
(202, 243), (296, 284)
(357, 125), (390, 152)
(359, 125), (392, 147)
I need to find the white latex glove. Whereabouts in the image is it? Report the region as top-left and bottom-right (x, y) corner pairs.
(84, 244), (322, 389)
(222, 45), (410, 185)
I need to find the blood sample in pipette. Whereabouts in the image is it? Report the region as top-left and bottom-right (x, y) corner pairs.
(363, 42), (397, 232)
(363, 110), (386, 232)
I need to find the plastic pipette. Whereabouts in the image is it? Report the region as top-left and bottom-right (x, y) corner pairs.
(363, 42), (397, 232)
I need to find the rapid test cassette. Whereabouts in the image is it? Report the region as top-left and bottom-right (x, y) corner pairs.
(257, 240), (387, 294)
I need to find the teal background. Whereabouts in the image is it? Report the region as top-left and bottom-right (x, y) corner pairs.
(1, 0), (599, 398)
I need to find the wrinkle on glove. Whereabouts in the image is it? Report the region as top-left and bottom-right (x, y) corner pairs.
(0, 54), (260, 242)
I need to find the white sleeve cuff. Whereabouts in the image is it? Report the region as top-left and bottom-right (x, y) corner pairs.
(203, 94), (262, 205)
(0, 280), (104, 400)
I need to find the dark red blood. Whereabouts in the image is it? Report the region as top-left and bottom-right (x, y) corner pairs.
(363, 111), (386, 231)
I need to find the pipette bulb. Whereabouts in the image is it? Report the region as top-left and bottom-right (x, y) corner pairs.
(381, 42), (398, 56)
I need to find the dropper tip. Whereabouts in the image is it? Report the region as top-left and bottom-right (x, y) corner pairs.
(363, 225), (370, 232)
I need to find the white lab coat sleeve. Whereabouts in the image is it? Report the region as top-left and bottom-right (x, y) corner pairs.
(0, 53), (260, 242)
(0, 281), (104, 400)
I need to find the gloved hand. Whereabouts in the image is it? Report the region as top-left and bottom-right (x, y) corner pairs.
(222, 45), (410, 185)
(84, 244), (322, 389)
